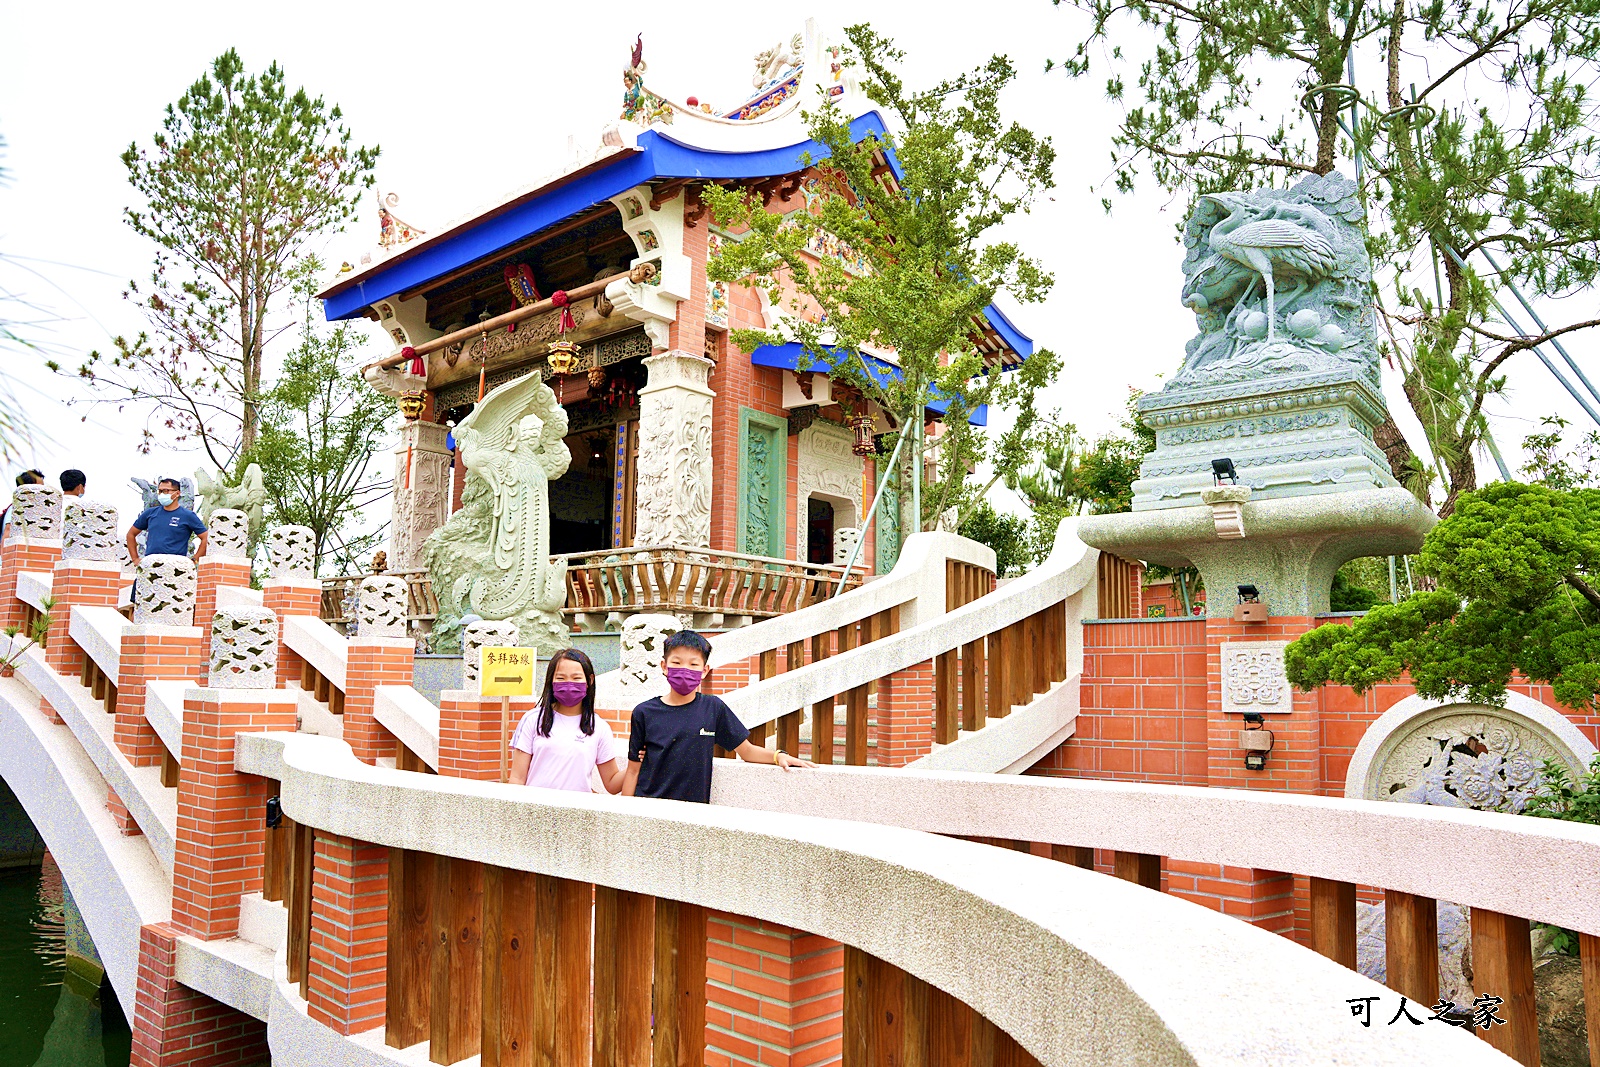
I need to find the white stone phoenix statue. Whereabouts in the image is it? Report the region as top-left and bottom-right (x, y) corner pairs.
(426, 373), (571, 652)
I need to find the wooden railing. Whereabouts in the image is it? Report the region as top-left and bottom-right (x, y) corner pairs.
(934, 559), (999, 744)
(1096, 552), (1139, 619)
(320, 569), (438, 630)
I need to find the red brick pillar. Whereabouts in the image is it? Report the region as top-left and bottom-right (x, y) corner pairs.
(131, 922), (268, 1067)
(706, 911), (844, 1067)
(306, 832), (389, 1035)
(115, 625), (206, 767)
(43, 559), (123, 677)
(261, 579), (321, 688)
(344, 637), (414, 765)
(107, 785), (142, 837)
(194, 556), (252, 651)
(172, 687), (298, 940)
(438, 690), (538, 781)
(1197, 614), (1320, 937)
(0, 539), (61, 630)
(874, 660), (935, 767)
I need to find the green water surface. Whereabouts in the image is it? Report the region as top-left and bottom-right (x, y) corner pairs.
(0, 865), (131, 1067)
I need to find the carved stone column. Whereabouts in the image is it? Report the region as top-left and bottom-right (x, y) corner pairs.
(389, 420), (453, 570)
(634, 351), (715, 548)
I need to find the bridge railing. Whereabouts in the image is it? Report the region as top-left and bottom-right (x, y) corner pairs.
(237, 728), (1511, 1067)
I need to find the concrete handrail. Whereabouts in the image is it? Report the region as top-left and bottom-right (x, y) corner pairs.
(282, 614), (348, 691)
(373, 684), (440, 770)
(237, 728), (1508, 1067)
(17, 570), (52, 613)
(710, 760), (1600, 938)
(723, 519), (1097, 730)
(71, 605), (129, 682)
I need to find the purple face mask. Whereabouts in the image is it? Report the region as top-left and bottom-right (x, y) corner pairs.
(551, 681), (588, 707)
(665, 666), (703, 696)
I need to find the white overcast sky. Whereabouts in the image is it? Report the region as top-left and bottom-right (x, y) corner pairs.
(2, 0), (1594, 531)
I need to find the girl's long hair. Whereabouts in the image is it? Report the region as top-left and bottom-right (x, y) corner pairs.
(537, 647), (597, 737)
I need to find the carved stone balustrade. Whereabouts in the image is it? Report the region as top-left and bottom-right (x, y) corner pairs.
(209, 607), (279, 688)
(62, 501), (119, 561)
(462, 619), (520, 693)
(133, 556), (197, 626)
(267, 526), (315, 579)
(357, 576), (410, 640)
(209, 508), (250, 559)
(10, 485), (62, 541)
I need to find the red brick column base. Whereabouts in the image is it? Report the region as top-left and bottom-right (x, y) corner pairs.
(707, 911), (844, 1067)
(0, 539), (61, 630)
(173, 688), (298, 940)
(131, 922), (268, 1067)
(261, 580), (321, 689)
(194, 557), (252, 658)
(874, 660), (934, 768)
(438, 691), (538, 781)
(115, 625), (205, 767)
(343, 638), (414, 765)
(107, 785), (142, 837)
(306, 832), (389, 1035)
(1166, 860), (1297, 935)
(44, 559), (123, 678)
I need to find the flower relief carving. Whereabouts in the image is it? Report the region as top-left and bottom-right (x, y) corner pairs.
(267, 525), (316, 579)
(208, 508), (250, 559)
(209, 606), (278, 688)
(62, 501), (119, 561)
(358, 576), (411, 639)
(462, 619), (520, 693)
(12, 485), (63, 540)
(133, 556), (198, 626)
(1220, 641), (1290, 713)
(1373, 711), (1566, 813)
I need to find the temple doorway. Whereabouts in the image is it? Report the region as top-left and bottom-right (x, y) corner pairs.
(549, 430), (615, 554)
(807, 498), (835, 564)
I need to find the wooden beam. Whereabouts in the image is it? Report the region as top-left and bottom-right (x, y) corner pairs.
(481, 866), (534, 1067)
(1051, 845), (1095, 870)
(1113, 852), (1161, 891)
(1308, 878), (1357, 969)
(1383, 890), (1438, 1008)
(287, 822), (313, 995)
(653, 899), (706, 1067)
(811, 632), (834, 766)
(386, 848), (434, 1051)
(1581, 931), (1600, 1067)
(430, 857), (484, 1064)
(1469, 908), (1539, 1065)
(594, 887), (653, 1067)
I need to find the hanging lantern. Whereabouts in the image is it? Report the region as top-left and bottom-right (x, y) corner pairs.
(587, 365), (608, 390)
(547, 338), (581, 376)
(398, 390), (426, 421)
(849, 412), (876, 456)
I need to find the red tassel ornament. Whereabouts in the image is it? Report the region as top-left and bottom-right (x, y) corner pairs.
(551, 290), (577, 333)
(403, 346), (425, 377)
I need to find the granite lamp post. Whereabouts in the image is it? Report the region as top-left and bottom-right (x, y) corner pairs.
(1079, 173), (1435, 618)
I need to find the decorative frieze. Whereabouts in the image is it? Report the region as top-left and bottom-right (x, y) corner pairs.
(267, 526), (316, 579)
(209, 607), (279, 688)
(462, 619), (520, 693)
(358, 576), (410, 639)
(795, 422), (862, 562)
(133, 556), (197, 626)
(737, 408), (787, 558)
(62, 501), (119, 561)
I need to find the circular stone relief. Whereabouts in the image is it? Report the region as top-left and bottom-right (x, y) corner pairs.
(1366, 705), (1588, 813)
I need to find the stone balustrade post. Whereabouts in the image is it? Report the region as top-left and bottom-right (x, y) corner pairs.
(874, 660), (937, 767)
(344, 576), (415, 765)
(0, 486), (64, 629)
(42, 559), (124, 721)
(131, 922), (269, 1066)
(194, 507), (253, 650)
(261, 523), (322, 689)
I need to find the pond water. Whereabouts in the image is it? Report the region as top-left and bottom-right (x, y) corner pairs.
(0, 857), (131, 1067)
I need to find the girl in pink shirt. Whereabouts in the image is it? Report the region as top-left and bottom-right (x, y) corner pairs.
(509, 648), (626, 793)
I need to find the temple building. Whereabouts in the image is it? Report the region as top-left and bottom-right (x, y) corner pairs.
(318, 20), (1032, 617)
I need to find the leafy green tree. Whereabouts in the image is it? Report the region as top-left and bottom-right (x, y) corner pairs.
(1520, 416), (1600, 490)
(705, 24), (1059, 533)
(957, 500), (1032, 576)
(1055, 0), (1600, 516)
(243, 286), (393, 574)
(1329, 569), (1380, 612)
(72, 50), (377, 464)
(1525, 755), (1600, 826)
(1285, 482), (1600, 710)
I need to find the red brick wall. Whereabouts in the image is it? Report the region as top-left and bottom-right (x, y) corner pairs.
(0, 540), (60, 630)
(44, 560), (122, 677)
(194, 557), (251, 648)
(115, 628), (206, 767)
(342, 638), (413, 765)
(706, 911), (844, 1067)
(875, 661), (935, 767)
(306, 832), (389, 1035)
(437, 693), (539, 781)
(261, 581), (321, 689)
(131, 922), (268, 1067)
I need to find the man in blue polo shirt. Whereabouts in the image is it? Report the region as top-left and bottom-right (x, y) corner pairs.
(126, 477), (208, 564)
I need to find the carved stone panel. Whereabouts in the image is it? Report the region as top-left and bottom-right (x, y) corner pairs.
(1368, 709), (1578, 813)
(358, 576), (410, 639)
(462, 619), (521, 693)
(62, 501), (119, 561)
(10, 485), (62, 540)
(267, 526), (316, 579)
(618, 613), (683, 702)
(635, 352), (715, 548)
(133, 556), (198, 626)
(875, 464), (902, 575)
(795, 422), (862, 562)
(833, 526), (861, 567)
(737, 408), (787, 559)
(1219, 641), (1291, 714)
(209, 508), (250, 559)
(390, 419), (453, 570)
(209, 607), (279, 688)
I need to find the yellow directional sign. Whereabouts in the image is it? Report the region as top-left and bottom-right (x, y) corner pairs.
(479, 647), (536, 697)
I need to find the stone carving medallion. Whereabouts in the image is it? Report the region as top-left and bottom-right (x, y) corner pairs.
(1220, 641), (1290, 713)
(133, 556), (198, 626)
(618, 613), (683, 700)
(358, 576), (410, 639)
(462, 619), (521, 693)
(209, 607), (278, 688)
(208, 508), (250, 559)
(1369, 709), (1579, 813)
(267, 526), (316, 579)
(11, 485), (62, 540)
(62, 501), (118, 561)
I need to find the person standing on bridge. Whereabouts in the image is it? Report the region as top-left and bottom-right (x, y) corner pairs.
(508, 648), (628, 793)
(126, 477), (208, 564)
(622, 630), (813, 804)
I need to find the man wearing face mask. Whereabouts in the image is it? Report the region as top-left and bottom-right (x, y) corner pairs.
(622, 630), (813, 804)
(126, 477), (208, 565)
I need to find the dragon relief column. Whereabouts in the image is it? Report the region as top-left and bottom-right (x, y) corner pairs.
(633, 351), (715, 548)
(390, 418), (453, 571)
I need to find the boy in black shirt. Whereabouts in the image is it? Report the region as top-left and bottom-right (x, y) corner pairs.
(623, 630), (812, 802)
